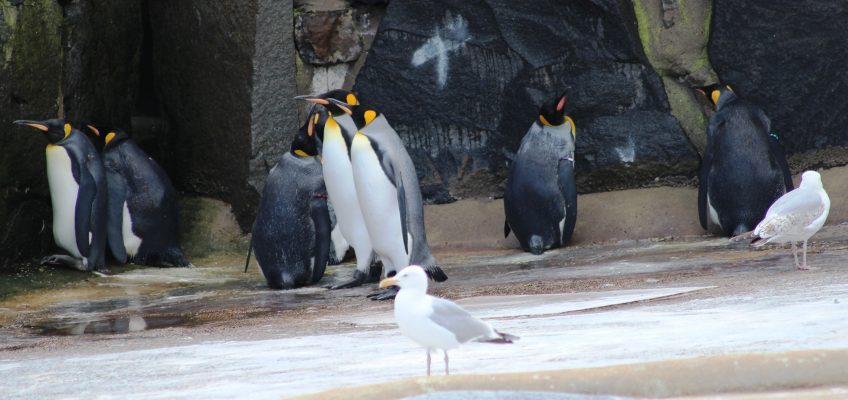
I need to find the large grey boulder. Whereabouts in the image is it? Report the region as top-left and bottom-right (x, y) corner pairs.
(148, 0), (298, 229)
(354, 0), (698, 201)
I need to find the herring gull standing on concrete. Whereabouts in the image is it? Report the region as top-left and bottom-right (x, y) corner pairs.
(732, 170), (830, 270)
(379, 265), (518, 376)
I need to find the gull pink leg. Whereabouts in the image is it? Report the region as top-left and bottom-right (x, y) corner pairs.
(792, 242), (800, 268)
(798, 240), (812, 270)
(427, 351), (431, 376)
(444, 351), (449, 376)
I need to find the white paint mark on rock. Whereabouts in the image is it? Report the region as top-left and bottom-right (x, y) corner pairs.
(411, 11), (470, 89)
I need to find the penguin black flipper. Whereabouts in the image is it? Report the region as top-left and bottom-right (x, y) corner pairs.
(72, 155), (98, 259)
(768, 134), (794, 191)
(394, 167), (409, 255)
(309, 195), (331, 284)
(105, 169), (129, 264)
(698, 149), (712, 230)
(504, 220), (511, 238)
(86, 153), (109, 270)
(558, 158), (577, 245)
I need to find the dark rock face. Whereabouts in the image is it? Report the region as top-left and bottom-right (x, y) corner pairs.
(61, 0), (144, 127)
(148, 0), (297, 229)
(709, 1), (848, 155)
(354, 0), (698, 201)
(295, 9), (362, 65)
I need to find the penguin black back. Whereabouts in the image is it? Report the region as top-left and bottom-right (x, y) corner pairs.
(95, 126), (190, 267)
(696, 85), (791, 236)
(251, 109), (330, 289)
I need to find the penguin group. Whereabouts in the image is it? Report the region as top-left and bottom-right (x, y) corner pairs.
(13, 119), (190, 272)
(13, 80), (826, 290)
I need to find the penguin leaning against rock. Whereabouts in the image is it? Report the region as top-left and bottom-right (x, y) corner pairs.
(294, 90), (379, 289)
(246, 107), (331, 289)
(86, 125), (191, 267)
(13, 119), (108, 272)
(329, 98), (448, 300)
(503, 93), (578, 255)
(695, 84), (793, 236)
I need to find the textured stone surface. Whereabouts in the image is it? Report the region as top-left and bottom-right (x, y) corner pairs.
(0, 0), (65, 267)
(295, 9), (362, 65)
(354, 0), (698, 201)
(631, 0), (716, 153)
(61, 0), (144, 127)
(148, 0), (297, 229)
(709, 1), (848, 156)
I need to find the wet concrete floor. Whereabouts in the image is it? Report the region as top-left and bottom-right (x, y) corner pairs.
(1, 224), (848, 399)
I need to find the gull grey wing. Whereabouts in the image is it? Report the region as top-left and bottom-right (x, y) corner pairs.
(764, 189), (822, 219)
(429, 297), (493, 343)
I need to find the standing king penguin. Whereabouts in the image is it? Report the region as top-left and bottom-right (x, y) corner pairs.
(503, 93), (578, 255)
(14, 119), (107, 272)
(249, 108), (331, 289)
(89, 126), (190, 267)
(696, 84), (793, 236)
(295, 90), (377, 289)
(330, 98), (448, 300)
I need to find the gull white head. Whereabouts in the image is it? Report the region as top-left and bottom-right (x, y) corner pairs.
(379, 265), (428, 293)
(799, 171), (823, 190)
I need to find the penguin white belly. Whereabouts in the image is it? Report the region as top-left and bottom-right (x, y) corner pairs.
(122, 202), (143, 257)
(45, 146), (82, 258)
(322, 135), (372, 250)
(350, 135), (409, 267)
(707, 195), (721, 227)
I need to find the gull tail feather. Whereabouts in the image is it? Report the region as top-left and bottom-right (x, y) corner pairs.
(481, 330), (519, 344)
(730, 230), (756, 243)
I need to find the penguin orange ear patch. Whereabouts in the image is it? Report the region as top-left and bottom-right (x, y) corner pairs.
(346, 93), (359, 106)
(294, 149), (309, 157)
(63, 123), (72, 138)
(711, 90), (721, 106)
(364, 110), (377, 126)
(565, 116), (576, 138)
(539, 114), (552, 127)
(105, 132), (116, 144)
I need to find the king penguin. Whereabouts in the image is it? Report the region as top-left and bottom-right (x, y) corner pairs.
(249, 108), (331, 289)
(329, 98), (448, 300)
(503, 93), (578, 255)
(696, 84), (793, 236)
(87, 125), (191, 267)
(294, 90), (378, 289)
(13, 119), (107, 272)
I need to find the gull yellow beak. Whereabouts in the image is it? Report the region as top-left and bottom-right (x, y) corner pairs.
(379, 277), (398, 289)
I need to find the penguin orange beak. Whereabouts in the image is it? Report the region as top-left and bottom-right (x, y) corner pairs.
(293, 95), (330, 106)
(13, 120), (48, 132)
(327, 98), (353, 115)
(379, 277), (399, 289)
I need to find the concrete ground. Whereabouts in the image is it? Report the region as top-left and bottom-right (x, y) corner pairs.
(1, 167), (846, 399)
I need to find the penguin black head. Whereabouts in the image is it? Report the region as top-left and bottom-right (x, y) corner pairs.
(291, 108), (325, 157)
(694, 84), (734, 108)
(95, 127), (131, 150)
(293, 90), (361, 117)
(13, 118), (73, 144)
(537, 93), (576, 137)
(332, 99), (381, 131)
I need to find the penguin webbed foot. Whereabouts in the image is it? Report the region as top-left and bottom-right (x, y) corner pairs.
(329, 269), (379, 289)
(41, 255), (93, 272)
(367, 285), (399, 301)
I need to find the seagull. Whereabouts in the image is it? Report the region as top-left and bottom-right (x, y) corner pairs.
(732, 170), (830, 270)
(379, 265), (518, 376)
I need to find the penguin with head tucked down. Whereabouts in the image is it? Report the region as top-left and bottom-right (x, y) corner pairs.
(294, 90), (378, 289)
(86, 125), (190, 267)
(329, 98), (448, 300)
(249, 108), (331, 289)
(695, 84), (793, 236)
(503, 93), (577, 255)
(13, 119), (107, 272)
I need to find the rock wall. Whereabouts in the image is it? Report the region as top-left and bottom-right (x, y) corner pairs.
(147, 0), (297, 230)
(352, 0), (699, 201)
(0, 0), (143, 268)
